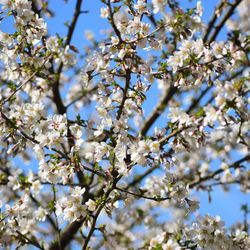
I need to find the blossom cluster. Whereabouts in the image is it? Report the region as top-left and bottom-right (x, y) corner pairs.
(0, 0), (249, 249)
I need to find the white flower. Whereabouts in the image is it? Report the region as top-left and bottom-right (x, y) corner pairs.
(152, 0), (167, 13)
(150, 141), (160, 153)
(96, 107), (112, 126)
(134, 0), (147, 14)
(7, 175), (21, 190)
(137, 140), (151, 154)
(86, 199), (96, 212)
(168, 107), (190, 125)
(100, 7), (109, 18)
(196, 1), (203, 16)
(186, 199), (200, 212)
(113, 11), (129, 25)
(170, 184), (188, 201)
(55, 202), (63, 217)
(203, 105), (219, 126)
(116, 160), (129, 175)
(83, 142), (97, 161)
(48, 114), (67, 135)
(70, 124), (83, 147)
(128, 141), (149, 166)
(31, 180), (42, 194)
(115, 142), (127, 162)
(162, 239), (181, 250)
(35, 207), (48, 221)
(95, 142), (111, 162)
(70, 186), (86, 197)
(0, 31), (12, 45)
(117, 48), (126, 59)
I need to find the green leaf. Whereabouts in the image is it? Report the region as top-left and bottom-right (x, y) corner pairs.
(47, 201), (55, 211)
(113, 6), (121, 13)
(195, 107), (205, 118)
(152, 244), (163, 250)
(18, 174), (28, 184)
(7, 82), (17, 91)
(136, 208), (144, 217)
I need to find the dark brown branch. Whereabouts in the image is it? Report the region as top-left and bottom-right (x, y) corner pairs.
(159, 127), (186, 146)
(31, 0), (42, 16)
(207, 0), (242, 44)
(116, 186), (170, 201)
(117, 69), (131, 120)
(52, 0), (83, 114)
(140, 85), (178, 136)
(106, 0), (123, 43)
(48, 2), (85, 249)
(65, 0), (83, 46)
(49, 219), (85, 250)
(203, 0), (225, 43)
(81, 206), (102, 250)
(81, 178), (120, 250)
(16, 230), (44, 250)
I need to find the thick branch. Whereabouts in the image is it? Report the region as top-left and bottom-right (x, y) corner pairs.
(49, 220), (84, 250)
(140, 85), (178, 136)
(52, 0), (84, 115)
(48, 1), (85, 249)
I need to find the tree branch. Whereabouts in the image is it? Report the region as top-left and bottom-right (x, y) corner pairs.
(52, 0), (84, 115)
(117, 69), (131, 120)
(203, 0), (225, 43)
(140, 85), (178, 136)
(116, 186), (170, 202)
(189, 154), (250, 188)
(207, 0), (242, 44)
(49, 219), (85, 250)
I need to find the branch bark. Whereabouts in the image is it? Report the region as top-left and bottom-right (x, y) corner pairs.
(140, 85), (178, 136)
(207, 0), (242, 44)
(189, 154), (250, 188)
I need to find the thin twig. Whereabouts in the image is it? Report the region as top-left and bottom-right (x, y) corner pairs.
(16, 230), (44, 250)
(1, 57), (50, 106)
(82, 177), (121, 250)
(116, 186), (170, 201)
(203, 0), (225, 43)
(189, 154), (250, 188)
(207, 0), (242, 44)
(106, 0), (123, 43)
(117, 69), (131, 120)
(82, 205), (103, 250)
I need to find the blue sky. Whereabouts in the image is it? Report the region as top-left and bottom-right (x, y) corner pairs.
(1, 0), (249, 228)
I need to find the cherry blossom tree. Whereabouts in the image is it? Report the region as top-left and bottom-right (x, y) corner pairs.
(0, 0), (249, 249)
